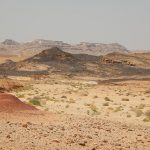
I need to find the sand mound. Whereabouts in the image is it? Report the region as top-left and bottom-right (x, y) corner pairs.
(0, 93), (37, 112)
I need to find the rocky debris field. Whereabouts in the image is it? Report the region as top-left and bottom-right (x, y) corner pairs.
(0, 112), (150, 150)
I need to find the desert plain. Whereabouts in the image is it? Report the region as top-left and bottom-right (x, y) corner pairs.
(0, 44), (150, 150)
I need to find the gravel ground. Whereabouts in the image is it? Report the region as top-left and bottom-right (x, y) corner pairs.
(0, 111), (150, 150)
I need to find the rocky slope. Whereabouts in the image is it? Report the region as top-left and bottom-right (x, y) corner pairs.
(100, 52), (150, 69)
(1, 47), (86, 73)
(26, 47), (77, 63)
(0, 78), (23, 92)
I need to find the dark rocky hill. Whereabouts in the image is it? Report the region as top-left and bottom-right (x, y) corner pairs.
(0, 47), (150, 78)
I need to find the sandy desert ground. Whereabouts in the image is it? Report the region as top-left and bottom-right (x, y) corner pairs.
(0, 74), (149, 150)
(10, 74), (150, 126)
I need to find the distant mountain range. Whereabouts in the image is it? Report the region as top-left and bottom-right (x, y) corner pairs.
(0, 39), (129, 56)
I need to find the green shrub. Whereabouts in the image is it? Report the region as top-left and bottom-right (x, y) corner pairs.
(65, 104), (69, 108)
(144, 110), (150, 117)
(134, 109), (143, 117)
(127, 114), (131, 118)
(143, 117), (150, 122)
(85, 103), (100, 115)
(16, 94), (25, 98)
(113, 106), (123, 112)
(90, 103), (99, 112)
(29, 97), (41, 106)
(137, 104), (145, 109)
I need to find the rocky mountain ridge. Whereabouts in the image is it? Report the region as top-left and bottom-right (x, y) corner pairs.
(0, 47), (150, 78)
(0, 39), (128, 56)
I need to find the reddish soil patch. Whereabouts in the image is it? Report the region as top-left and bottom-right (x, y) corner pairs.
(0, 93), (37, 112)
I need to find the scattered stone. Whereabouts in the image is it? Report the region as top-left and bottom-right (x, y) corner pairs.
(103, 140), (108, 143)
(79, 141), (87, 146)
(52, 140), (60, 143)
(6, 135), (11, 139)
(22, 124), (28, 128)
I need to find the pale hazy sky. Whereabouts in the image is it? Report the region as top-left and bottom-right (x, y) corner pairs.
(0, 0), (150, 50)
